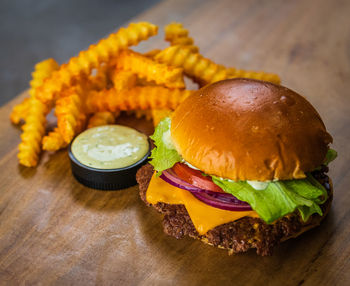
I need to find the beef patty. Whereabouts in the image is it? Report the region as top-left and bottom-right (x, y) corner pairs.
(136, 164), (332, 256)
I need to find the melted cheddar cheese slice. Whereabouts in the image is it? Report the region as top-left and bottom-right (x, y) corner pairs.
(146, 173), (259, 235)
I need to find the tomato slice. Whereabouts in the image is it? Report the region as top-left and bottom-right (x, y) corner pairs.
(172, 163), (225, 193)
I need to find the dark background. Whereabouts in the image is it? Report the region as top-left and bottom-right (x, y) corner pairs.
(0, 0), (161, 106)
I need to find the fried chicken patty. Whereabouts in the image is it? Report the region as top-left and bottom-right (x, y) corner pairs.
(136, 164), (332, 256)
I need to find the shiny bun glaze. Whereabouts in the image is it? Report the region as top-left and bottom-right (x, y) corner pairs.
(171, 79), (333, 181)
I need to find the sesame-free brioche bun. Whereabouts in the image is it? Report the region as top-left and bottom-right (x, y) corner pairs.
(171, 78), (333, 181)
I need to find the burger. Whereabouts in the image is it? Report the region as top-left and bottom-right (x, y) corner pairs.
(136, 78), (336, 256)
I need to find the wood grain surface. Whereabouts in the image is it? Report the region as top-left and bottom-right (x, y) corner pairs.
(1, 0), (349, 285)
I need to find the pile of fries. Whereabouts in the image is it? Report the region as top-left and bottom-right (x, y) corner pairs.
(10, 22), (280, 167)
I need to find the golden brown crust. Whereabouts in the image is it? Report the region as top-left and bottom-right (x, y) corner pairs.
(171, 78), (332, 181)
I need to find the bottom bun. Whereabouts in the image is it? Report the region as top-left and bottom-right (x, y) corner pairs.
(136, 164), (333, 256)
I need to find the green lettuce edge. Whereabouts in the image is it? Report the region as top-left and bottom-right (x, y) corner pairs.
(149, 117), (181, 176)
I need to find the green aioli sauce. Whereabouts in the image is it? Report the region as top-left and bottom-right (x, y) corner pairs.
(71, 125), (149, 169)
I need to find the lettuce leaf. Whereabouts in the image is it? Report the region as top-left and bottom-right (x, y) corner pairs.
(314, 148), (337, 171)
(212, 174), (327, 223)
(149, 117), (182, 175)
(324, 148), (337, 165)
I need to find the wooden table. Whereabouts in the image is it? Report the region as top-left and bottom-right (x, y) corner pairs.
(1, 0), (349, 285)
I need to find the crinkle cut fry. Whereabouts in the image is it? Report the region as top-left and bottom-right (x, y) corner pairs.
(116, 50), (185, 89)
(18, 98), (49, 167)
(155, 45), (281, 85)
(87, 86), (194, 113)
(151, 109), (173, 127)
(135, 110), (152, 120)
(155, 46), (228, 84)
(164, 22), (199, 52)
(109, 69), (144, 120)
(43, 95), (89, 150)
(88, 63), (110, 91)
(87, 111), (117, 128)
(136, 77), (157, 86)
(29, 59), (59, 97)
(42, 128), (68, 151)
(11, 58), (59, 125)
(226, 68), (281, 85)
(110, 69), (137, 91)
(55, 87), (87, 144)
(143, 49), (162, 58)
(10, 98), (32, 125)
(110, 68), (154, 121)
(35, 22), (158, 104)
(17, 58), (59, 166)
(165, 22), (188, 41)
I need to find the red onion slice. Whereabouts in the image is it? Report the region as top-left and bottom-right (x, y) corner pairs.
(190, 191), (252, 212)
(160, 169), (252, 211)
(160, 168), (204, 193)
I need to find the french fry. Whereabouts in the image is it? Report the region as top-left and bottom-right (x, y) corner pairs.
(29, 59), (59, 97)
(10, 98), (32, 125)
(170, 37), (194, 46)
(164, 22), (199, 52)
(151, 109), (173, 126)
(16, 58), (59, 166)
(110, 69), (137, 91)
(113, 67), (154, 120)
(226, 68), (280, 85)
(135, 77), (157, 86)
(11, 58), (59, 125)
(143, 49), (162, 58)
(155, 45), (281, 85)
(165, 22), (188, 40)
(110, 69), (143, 120)
(87, 86), (194, 113)
(116, 50), (185, 89)
(42, 128), (68, 151)
(87, 111), (117, 128)
(55, 87), (87, 144)
(35, 22), (158, 104)
(155, 45), (228, 84)
(88, 64), (109, 91)
(178, 45), (199, 53)
(17, 98), (49, 167)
